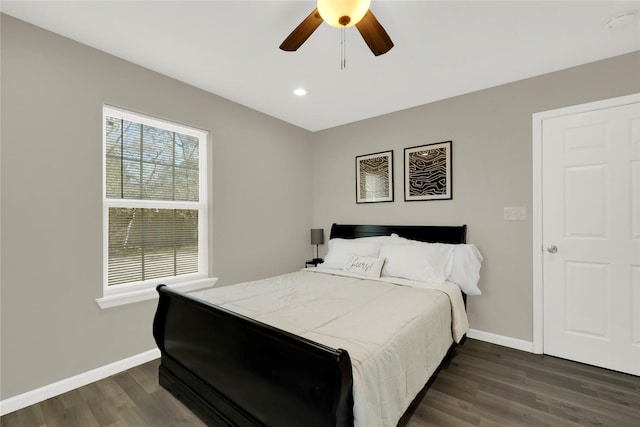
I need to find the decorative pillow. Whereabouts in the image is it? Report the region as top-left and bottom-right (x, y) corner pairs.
(322, 238), (383, 269)
(379, 243), (454, 284)
(343, 255), (385, 278)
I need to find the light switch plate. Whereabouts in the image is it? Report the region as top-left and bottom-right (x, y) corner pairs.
(504, 206), (527, 221)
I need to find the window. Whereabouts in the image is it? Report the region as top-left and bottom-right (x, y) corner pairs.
(98, 106), (212, 308)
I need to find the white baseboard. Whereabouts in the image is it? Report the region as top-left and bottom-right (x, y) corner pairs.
(467, 328), (534, 353)
(0, 348), (160, 416)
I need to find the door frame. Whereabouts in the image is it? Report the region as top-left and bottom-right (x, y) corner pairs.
(532, 93), (640, 354)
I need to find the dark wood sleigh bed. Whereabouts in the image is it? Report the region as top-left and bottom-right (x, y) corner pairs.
(152, 223), (468, 427)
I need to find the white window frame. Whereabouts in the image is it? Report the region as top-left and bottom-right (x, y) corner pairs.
(97, 105), (215, 309)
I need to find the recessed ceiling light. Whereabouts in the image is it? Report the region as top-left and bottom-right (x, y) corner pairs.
(605, 10), (637, 30)
(293, 88), (307, 96)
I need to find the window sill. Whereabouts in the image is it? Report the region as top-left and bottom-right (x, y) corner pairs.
(95, 277), (218, 309)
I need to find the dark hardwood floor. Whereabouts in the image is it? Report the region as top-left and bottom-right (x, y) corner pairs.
(2, 339), (639, 426)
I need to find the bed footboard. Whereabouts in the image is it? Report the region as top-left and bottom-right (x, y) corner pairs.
(153, 285), (354, 427)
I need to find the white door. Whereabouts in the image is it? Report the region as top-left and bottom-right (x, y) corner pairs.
(541, 98), (640, 376)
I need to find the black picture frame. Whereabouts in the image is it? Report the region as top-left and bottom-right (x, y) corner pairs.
(355, 150), (394, 203)
(404, 141), (452, 201)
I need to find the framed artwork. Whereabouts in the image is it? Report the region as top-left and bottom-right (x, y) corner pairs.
(404, 141), (452, 201)
(355, 150), (394, 203)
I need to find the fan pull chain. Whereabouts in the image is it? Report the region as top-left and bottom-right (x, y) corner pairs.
(341, 25), (346, 70)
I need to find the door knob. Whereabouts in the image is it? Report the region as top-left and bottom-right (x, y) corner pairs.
(547, 245), (558, 253)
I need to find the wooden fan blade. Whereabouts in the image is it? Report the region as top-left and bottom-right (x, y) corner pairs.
(355, 10), (394, 56)
(279, 8), (324, 51)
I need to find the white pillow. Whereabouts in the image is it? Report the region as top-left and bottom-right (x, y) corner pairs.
(322, 238), (383, 269)
(383, 235), (483, 295)
(380, 243), (454, 284)
(449, 244), (483, 296)
(389, 233), (410, 242)
(343, 255), (385, 278)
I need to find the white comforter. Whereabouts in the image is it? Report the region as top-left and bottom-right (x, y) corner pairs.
(191, 269), (469, 427)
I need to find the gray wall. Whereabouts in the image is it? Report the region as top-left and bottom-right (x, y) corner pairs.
(311, 51), (640, 342)
(0, 15), (313, 399)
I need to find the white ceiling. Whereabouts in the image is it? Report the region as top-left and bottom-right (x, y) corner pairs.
(2, 1), (639, 131)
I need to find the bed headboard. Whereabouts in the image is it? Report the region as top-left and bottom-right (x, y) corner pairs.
(330, 223), (467, 244)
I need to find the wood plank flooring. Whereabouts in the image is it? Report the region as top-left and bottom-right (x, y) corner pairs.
(3, 339), (639, 426)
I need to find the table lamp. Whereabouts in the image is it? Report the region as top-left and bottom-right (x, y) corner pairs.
(310, 228), (324, 263)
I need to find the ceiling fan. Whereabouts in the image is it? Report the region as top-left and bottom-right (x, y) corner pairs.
(279, 0), (394, 56)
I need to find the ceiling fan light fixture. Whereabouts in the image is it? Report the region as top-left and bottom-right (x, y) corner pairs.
(317, 0), (372, 28)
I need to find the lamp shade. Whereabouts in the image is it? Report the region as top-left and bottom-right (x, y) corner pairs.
(317, 0), (371, 28)
(310, 229), (325, 245)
